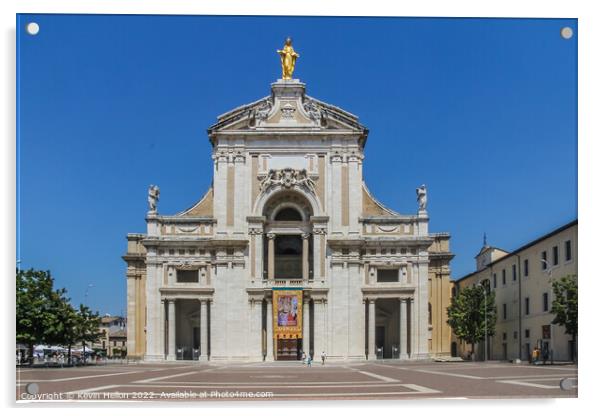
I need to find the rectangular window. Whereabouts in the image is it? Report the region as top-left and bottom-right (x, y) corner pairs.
(493, 273), (497, 288)
(543, 293), (549, 312)
(502, 332), (507, 341)
(553, 246), (559, 266)
(502, 269), (506, 285)
(177, 269), (199, 283)
(503, 303), (507, 320)
(525, 297), (530, 315)
(376, 269), (399, 283)
(565, 240), (572, 261)
(525, 329), (530, 338)
(513, 331), (517, 340)
(524, 259), (529, 277)
(512, 264), (517, 281)
(541, 251), (548, 270)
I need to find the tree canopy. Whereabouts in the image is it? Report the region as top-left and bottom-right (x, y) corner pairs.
(447, 284), (497, 356)
(16, 268), (102, 363)
(550, 274), (578, 354)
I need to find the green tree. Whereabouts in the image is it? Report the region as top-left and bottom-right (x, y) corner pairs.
(550, 274), (578, 361)
(54, 298), (80, 365)
(17, 268), (103, 365)
(74, 304), (102, 364)
(16, 269), (66, 363)
(447, 284), (497, 359)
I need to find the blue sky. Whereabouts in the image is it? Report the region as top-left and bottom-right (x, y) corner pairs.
(17, 15), (577, 316)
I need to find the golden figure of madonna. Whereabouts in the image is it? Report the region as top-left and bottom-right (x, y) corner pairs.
(277, 37), (300, 80)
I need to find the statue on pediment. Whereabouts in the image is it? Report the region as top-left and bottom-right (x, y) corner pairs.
(277, 37), (300, 80)
(416, 184), (427, 211)
(148, 184), (160, 213)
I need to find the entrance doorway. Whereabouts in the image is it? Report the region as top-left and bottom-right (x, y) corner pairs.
(374, 299), (401, 359)
(276, 338), (302, 360)
(376, 326), (385, 358)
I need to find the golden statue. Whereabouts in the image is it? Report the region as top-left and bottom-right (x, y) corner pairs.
(277, 37), (300, 80)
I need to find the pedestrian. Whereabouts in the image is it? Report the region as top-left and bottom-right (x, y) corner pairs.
(542, 347), (549, 365)
(531, 347), (540, 365)
(321, 351), (326, 365)
(307, 354), (312, 367)
(301, 351), (306, 365)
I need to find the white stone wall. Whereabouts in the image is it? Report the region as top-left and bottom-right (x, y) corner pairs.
(133, 79), (436, 362)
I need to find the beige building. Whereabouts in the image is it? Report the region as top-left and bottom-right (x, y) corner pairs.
(92, 315), (127, 357)
(123, 56), (454, 361)
(453, 220), (577, 362)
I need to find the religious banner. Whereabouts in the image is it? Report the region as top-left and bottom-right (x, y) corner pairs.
(272, 289), (303, 339)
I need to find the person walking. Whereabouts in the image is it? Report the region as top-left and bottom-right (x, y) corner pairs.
(301, 351), (306, 365)
(321, 351), (326, 365)
(307, 354), (312, 367)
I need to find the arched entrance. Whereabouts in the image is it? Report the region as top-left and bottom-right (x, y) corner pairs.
(261, 191), (314, 282)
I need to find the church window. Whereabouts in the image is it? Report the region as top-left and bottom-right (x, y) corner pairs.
(376, 269), (398, 283)
(177, 269), (199, 283)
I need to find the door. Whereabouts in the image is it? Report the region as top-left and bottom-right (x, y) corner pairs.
(193, 327), (200, 358)
(376, 326), (385, 358)
(276, 339), (300, 360)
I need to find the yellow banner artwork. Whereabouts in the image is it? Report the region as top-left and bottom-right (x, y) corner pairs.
(272, 290), (303, 339)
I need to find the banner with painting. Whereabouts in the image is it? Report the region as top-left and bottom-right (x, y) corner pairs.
(272, 289), (303, 339)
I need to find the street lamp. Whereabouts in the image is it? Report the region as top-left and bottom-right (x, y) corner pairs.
(540, 259), (552, 276)
(478, 281), (488, 362)
(80, 284), (94, 365)
(84, 283), (94, 304)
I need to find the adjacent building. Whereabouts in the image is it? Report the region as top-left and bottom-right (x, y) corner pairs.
(452, 220), (577, 362)
(93, 315), (127, 357)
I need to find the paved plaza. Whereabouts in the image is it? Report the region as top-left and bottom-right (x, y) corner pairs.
(16, 360), (577, 402)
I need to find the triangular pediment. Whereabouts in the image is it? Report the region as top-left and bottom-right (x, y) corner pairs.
(207, 80), (367, 135)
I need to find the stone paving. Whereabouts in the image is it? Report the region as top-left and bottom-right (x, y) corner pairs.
(16, 360), (578, 402)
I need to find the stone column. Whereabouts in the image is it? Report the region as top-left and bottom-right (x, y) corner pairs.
(399, 298), (408, 359)
(199, 299), (208, 361)
(312, 232), (321, 280)
(267, 233), (276, 280)
(167, 299), (176, 361)
(160, 298), (166, 359)
(410, 297), (417, 358)
(253, 299), (263, 360)
(368, 298), (376, 360)
(312, 299), (323, 358)
(302, 233), (310, 281)
(266, 297), (274, 361)
(302, 297), (310, 355)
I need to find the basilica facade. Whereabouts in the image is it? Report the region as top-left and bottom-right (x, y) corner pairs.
(124, 72), (453, 362)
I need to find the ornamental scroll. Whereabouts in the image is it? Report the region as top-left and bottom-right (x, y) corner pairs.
(259, 168), (316, 194)
(272, 289), (303, 340)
